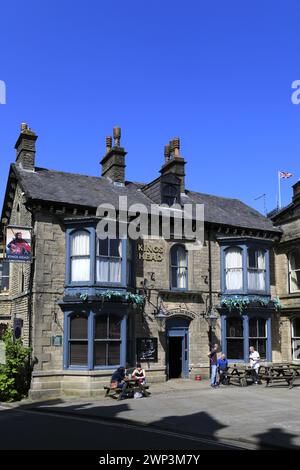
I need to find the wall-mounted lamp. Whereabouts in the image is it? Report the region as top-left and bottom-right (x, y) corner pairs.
(201, 308), (219, 330)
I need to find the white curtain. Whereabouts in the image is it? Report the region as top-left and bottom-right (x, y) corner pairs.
(177, 246), (187, 289)
(290, 252), (300, 292)
(71, 231), (90, 282)
(225, 248), (243, 290)
(248, 250), (265, 291)
(96, 257), (109, 282)
(96, 240), (122, 283)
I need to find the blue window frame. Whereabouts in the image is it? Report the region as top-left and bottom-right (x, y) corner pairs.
(66, 226), (127, 288)
(170, 244), (188, 290)
(64, 309), (127, 370)
(221, 243), (270, 295)
(221, 314), (272, 363)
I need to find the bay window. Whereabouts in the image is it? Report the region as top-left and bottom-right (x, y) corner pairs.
(226, 317), (244, 359)
(292, 318), (300, 360)
(65, 311), (126, 369)
(289, 251), (300, 293)
(222, 243), (269, 294)
(170, 244), (187, 290)
(70, 230), (90, 282)
(225, 247), (243, 291)
(94, 315), (121, 366)
(222, 315), (271, 362)
(69, 313), (88, 366)
(96, 238), (122, 283)
(249, 318), (267, 359)
(248, 248), (266, 292)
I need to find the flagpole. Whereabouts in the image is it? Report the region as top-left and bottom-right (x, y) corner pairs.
(278, 171), (282, 209)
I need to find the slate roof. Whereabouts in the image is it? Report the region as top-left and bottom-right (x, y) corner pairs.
(11, 164), (280, 233)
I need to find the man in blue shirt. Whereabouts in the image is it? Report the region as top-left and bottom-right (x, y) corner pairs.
(217, 354), (229, 385)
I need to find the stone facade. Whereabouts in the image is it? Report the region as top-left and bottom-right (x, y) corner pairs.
(0, 124), (290, 399)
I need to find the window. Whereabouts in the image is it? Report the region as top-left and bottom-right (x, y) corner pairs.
(70, 231), (90, 282)
(289, 251), (300, 293)
(69, 314), (88, 366)
(226, 317), (244, 359)
(162, 183), (180, 206)
(94, 315), (121, 366)
(96, 238), (122, 283)
(0, 260), (9, 292)
(170, 245), (187, 289)
(225, 247), (243, 291)
(249, 318), (267, 359)
(248, 248), (266, 291)
(292, 318), (300, 360)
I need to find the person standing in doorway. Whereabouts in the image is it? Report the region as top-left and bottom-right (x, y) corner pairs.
(208, 343), (219, 388)
(249, 346), (260, 384)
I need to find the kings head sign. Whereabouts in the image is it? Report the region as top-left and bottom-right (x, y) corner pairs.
(6, 226), (32, 262)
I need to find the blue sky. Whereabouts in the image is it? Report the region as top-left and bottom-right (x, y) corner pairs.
(1, 1), (300, 214)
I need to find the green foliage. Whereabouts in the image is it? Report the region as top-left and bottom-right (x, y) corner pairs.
(79, 290), (145, 307)
(0, 328), (32, 402)
(221, 295), (282, 313)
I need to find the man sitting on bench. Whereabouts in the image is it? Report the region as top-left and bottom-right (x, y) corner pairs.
(217, 353), (229, 385)
(110, 367), (128, 398)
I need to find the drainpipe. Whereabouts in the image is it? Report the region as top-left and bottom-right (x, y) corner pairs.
(208, 225), (213, 348)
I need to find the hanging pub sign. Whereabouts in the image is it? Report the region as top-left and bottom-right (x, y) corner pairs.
(5, 226), (32, 263)
(136, 337), (158, 362)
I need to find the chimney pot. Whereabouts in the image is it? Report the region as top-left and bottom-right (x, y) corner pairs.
(164, 144), (171, 162)
(106, 136), (112, 153)
(113, 127), (121, 147)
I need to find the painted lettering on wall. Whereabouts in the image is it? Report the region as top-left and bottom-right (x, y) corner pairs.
(137, 243), (164, 262)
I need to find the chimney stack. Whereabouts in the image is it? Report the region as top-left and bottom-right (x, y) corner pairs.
(160, 137), (186, 193)
(15, 123), (38, 170)
(100, 127), (127, 184)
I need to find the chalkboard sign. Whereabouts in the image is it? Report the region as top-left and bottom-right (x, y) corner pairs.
(136, 337), (158, 362)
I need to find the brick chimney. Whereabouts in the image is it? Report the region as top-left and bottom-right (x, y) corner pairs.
(15, 123), (37, 170)
(100, 127), (127, 184)
(160, 137), (186, 193)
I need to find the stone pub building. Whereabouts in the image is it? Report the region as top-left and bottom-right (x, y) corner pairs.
(0, 123), (297, 399)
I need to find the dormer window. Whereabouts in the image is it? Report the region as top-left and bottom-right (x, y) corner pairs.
(161, 173), (181, 206)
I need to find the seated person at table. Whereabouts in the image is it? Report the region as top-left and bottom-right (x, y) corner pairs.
(132, 363), (146, 385)
(217, 354), (228, 385)
(111, 367), (127, 389)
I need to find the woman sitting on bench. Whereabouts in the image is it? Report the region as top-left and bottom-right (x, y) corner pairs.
(132, 363), (146, 385)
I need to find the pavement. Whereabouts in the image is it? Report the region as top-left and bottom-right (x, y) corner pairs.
(2, 379), (300, 450)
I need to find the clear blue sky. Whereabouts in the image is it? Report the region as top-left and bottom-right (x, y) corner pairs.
(1, 1), (300, 214)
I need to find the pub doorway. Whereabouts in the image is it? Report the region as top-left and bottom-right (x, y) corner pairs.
(166, 317), (189, 379)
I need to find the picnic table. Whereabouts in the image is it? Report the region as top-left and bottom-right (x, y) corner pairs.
(104, 378), (150, 400)
(222, 365), (257, 387)
(259, 363), (300, 389)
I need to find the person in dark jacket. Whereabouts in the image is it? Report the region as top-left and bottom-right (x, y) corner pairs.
(111, 367), (126, 388)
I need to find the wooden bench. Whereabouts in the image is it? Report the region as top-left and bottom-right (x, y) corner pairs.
(223, 366), (256, 387)
(104, 381), (150, 400)
(259, 364), (300, 389)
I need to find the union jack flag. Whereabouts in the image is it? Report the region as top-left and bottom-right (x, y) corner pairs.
(279, 171), (293, 179)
